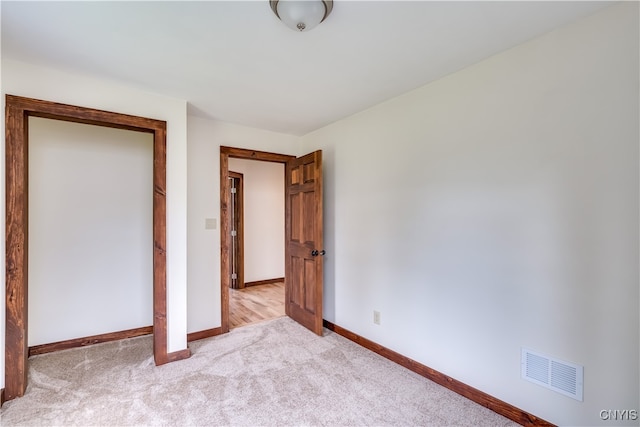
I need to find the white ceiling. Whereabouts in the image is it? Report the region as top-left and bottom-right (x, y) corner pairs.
(1, 1), (612, 136)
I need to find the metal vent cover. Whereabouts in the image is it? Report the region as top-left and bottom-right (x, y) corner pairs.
(521, 348), (583, 401)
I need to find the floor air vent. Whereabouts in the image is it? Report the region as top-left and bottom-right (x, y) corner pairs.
(521, 348), (583, 401)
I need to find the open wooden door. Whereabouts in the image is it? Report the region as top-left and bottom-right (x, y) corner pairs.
(285, 150), (324, 335)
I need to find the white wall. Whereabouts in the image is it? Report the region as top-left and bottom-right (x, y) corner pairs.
(186, 116), (298, 333)
(1, 59), (190, 388)
(300, 3), (638, 426)
(228, 158), (285, 283)
(28, 118), (153, 345)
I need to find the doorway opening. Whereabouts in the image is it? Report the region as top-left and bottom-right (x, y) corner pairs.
(228, 159), (286, 329)
(220, 148), (293, 333)
(220, 146), (325, 336)
(27, 117), (153, 354)
(4, 95), (177, 403)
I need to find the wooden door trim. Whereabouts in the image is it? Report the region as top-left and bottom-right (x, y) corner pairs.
(228, 171), (244, 289)
(4, 94), (173, 402)
(220, 146), (295, 333)
(28, 326), (154, 357)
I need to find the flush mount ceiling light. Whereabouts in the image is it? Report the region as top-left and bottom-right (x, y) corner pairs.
(270, 0), (333, 32)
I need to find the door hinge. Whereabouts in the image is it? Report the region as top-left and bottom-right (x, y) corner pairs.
(231, 230), (237, 237)
(231, 273), (238, 280)
(231, 187), (237, 194)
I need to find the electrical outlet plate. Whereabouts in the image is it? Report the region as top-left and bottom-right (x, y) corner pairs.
(373, 310), (381, 325)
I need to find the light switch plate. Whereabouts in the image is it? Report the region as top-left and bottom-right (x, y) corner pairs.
(373, 310), (381, 325)
(205, 218), (216, 230)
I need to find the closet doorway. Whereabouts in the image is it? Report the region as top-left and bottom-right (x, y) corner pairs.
(4, 95), (172, 402)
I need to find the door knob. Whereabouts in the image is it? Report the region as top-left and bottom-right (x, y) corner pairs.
(319, 250), (326, 256)
(311, 250), (319, 257)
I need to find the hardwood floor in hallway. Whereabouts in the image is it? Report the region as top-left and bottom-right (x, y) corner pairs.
(229, 282), (285, 329)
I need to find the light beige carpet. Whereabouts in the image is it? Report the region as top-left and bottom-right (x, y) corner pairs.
(1, 317), (518, 426)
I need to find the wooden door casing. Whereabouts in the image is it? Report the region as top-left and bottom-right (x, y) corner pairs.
(229, 171), (244, 290)
(4, 95), (188, 403)
(285, 151), (324, 335)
